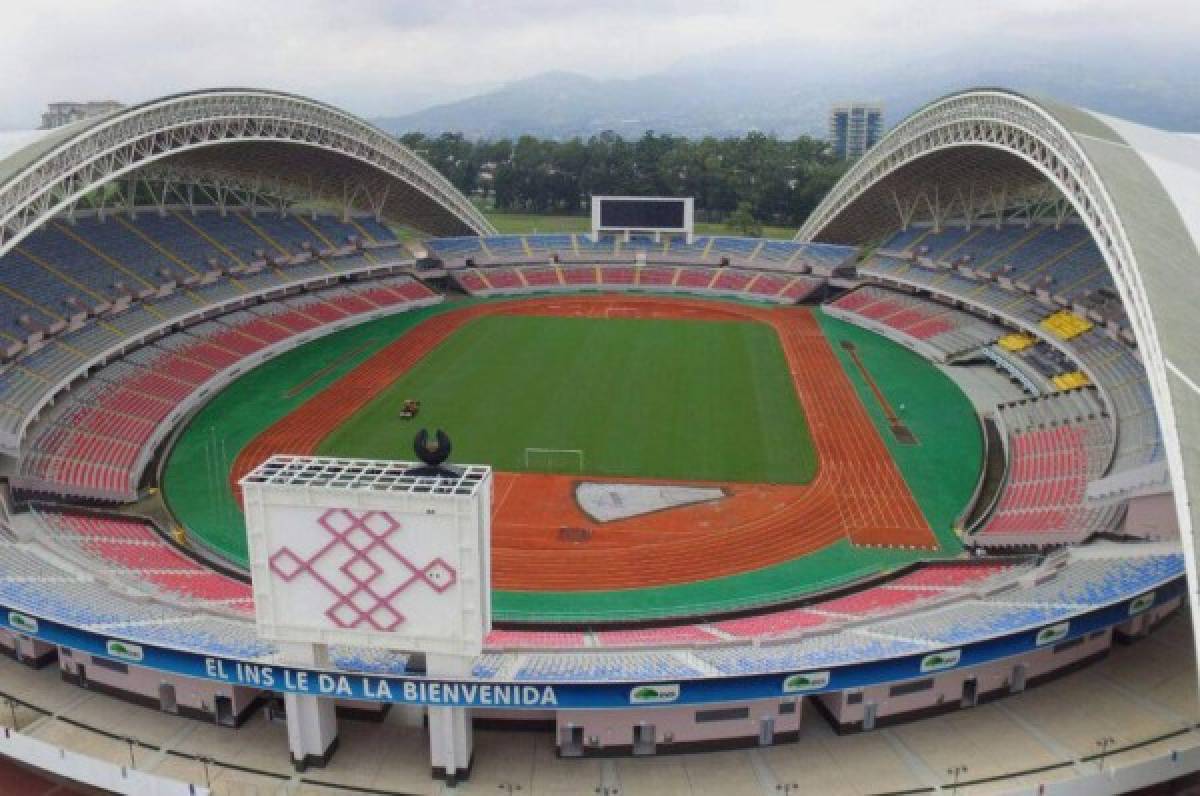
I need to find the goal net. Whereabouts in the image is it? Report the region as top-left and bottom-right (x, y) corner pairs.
(523, 447), (585, 473)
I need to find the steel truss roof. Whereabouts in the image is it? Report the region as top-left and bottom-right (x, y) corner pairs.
(799, 89), (1200, 674)
(0, 88), (495, 256)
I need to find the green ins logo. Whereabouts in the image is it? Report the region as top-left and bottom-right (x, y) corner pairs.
(1035, 622), (1070, 647)
(1129, 592), (1155, 616)
(783, 671), (831, 693)
(105, 640), (144, 663)
(629, 684), (680, 704)
(920, 649), (961, 673)
(7, 612), (37, 634)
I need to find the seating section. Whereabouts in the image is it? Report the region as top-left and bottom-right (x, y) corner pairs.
(491, 562), (1027, 648)
(1042, 309), (1093, 340)
(886, 563), (1015, 589)
(593, 626), (721, 647)
(486, 630), (589, 649)
(975, 389), (1119, 546)
(0, 517), (1181, 676)
(711, 608), (832, 640)
(428, 234), (854, 276)
(0, 211), (406, 451)
(452, 264), (823, 305)
(16, 276), (439, 501)
(827, 285), (1003, 359)
(514, 652), (702, 681)
(875, 223), (1123, 326)
(857, 250), (1160, 475)
(0, 212), (1183, 683)
(33, 509), (253, 610)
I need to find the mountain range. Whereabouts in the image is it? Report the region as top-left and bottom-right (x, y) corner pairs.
(374, 38), (1200, 140)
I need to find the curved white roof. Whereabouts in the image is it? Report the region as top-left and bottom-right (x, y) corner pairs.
(800, 88), (1200, 674)
(0, 88), (494, 251)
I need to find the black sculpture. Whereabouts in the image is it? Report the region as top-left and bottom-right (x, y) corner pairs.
(407, 428), (461, 478)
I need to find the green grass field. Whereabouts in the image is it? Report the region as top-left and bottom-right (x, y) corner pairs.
(317, 315), (816, 484)
(162, 302), (469, 566)
(163, 297), (981, 621)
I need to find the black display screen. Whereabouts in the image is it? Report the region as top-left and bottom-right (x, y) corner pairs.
(599, 198), (686, 229)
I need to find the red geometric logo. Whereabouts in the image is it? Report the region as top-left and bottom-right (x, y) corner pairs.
(267, 508), (457, 631)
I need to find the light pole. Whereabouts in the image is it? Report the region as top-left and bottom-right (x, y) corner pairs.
(198, 755), (213, 789)
(124, 736), (137, 768)
(947, 764), (968, 795)
(5, 697), (17, 731)
(1096, 735), (1116, 769)
(776, 783), (800, 795)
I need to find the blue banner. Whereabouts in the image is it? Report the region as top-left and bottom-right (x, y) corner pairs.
(0, 577), (1182, 709)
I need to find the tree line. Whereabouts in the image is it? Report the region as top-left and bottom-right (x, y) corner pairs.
(398, 131), (848, 230)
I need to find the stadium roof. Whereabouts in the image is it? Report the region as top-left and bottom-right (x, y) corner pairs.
(799, 88), (1200, 648)
(0, 88), (494, 254)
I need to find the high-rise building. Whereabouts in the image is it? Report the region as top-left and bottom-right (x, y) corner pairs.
(39, 101), (123, 130)
(828, 102), (884, 160)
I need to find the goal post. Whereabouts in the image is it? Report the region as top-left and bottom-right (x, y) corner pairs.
(523, 447), (585, 473)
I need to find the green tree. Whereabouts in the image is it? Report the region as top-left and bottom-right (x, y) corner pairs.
(727, 200), (762, 237)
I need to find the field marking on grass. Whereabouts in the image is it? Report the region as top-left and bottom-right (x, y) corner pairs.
(840, 340), (918, 445)
(283, 339), (379, 399)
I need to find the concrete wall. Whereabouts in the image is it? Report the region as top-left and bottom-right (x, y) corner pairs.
(0, 725), (207, 795)
(555, 698), (802, 755)
(0, 627), (56, 667)
(1122, 493), (1181, 540)
(57, 648), (260, 724)
(818, 629), (1113, 732)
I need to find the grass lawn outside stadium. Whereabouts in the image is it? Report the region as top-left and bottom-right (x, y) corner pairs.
(163, 297), (981, 622)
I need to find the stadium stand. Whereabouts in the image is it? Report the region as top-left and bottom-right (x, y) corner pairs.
(14, 275), (439, 501)
(452, 264), (825, 304)
(426, 235), (853, 275)
(974, 389), (1120, 546)
(0, 210), (406, 453)
(857, 249), (1160, 475)
(826, 285), (1004, 360)
(33, 509), (252, 611)
(874, 222), (1124, 326)
(0, 502), (1181, 683)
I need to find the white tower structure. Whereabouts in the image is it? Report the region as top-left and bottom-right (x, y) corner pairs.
(240, 454), (492, 781)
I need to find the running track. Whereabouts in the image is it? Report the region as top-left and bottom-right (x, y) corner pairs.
(231, 295), (934, 591)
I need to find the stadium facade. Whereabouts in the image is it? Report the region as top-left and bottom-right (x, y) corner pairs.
(0, 86), (1195, 792)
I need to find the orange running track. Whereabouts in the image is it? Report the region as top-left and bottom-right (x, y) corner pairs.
(231, 295), (935, 591)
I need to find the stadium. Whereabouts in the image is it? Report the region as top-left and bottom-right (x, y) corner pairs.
(0, 87), (1197, 795)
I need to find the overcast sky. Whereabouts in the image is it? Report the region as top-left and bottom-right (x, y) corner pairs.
(2, 0), (1197, 129)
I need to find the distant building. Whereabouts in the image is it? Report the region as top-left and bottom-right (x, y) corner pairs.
(40, 101), (123, 130)
(828, 103), (884, 160)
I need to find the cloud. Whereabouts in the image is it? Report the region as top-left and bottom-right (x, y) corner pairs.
(0, 0), (1195, 129)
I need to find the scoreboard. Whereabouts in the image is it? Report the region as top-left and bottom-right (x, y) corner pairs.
(591, 196), (693, 241)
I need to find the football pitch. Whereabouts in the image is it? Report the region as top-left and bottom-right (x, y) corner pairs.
(316, 314), (818, 484)
(162, 299), (980, 619)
